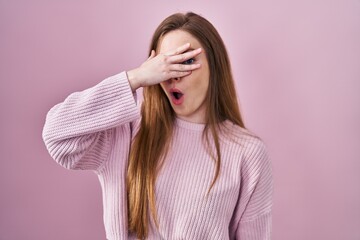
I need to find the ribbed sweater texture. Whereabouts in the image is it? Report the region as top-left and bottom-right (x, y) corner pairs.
(42, 71), (273, 240)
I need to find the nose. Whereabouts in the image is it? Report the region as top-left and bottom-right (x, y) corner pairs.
(172, 76), (181, 82)
(166, 77), (181, 84)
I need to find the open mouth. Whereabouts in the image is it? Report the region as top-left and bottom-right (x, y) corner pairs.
(169, 88), (184, 105)
(172, 91), (183, 100)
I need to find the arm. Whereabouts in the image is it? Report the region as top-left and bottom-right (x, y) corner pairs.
(230, 139), (274, 240)
(42, 43), (203, 172)
(42, 71), (140, 172)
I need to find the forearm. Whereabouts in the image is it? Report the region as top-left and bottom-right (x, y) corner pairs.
(42, 71), (140, 170)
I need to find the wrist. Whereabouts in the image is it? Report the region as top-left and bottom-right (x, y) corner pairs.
(126, 69), (141, 92)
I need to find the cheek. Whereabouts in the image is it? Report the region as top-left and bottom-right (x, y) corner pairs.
(191, 71), (209, 93)
(186, 82), (208, 103)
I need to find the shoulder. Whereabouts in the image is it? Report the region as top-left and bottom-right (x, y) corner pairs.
(220, 120), (270, 166)
(219, 120), (264, 147)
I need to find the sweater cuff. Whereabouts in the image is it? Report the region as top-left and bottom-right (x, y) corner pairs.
(237, 211), (272, 240)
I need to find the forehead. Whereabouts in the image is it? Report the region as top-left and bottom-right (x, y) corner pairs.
(158, 30), (202, 53)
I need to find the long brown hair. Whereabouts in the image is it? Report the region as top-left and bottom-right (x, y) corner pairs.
(127, 12), (249, 239)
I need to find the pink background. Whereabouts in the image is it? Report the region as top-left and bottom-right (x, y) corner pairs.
(1, 0), (359, 239)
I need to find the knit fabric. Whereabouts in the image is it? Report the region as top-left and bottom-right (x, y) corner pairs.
(42, 71), (273, 240)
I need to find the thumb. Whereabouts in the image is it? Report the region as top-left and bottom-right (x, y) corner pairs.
(147, 50), (155, 60)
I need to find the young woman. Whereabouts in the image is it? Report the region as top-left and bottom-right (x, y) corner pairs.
(43, 12), (273, 240)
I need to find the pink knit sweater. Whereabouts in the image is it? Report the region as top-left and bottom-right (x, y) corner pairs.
(42, 71), (273, 240)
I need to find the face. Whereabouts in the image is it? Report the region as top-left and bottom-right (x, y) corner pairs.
(158, 30), (210, 124)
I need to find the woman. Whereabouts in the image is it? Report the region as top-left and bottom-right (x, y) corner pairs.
(42, 12), (273, 240)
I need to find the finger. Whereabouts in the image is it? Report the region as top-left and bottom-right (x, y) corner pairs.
(167, 70), (191, 79)
(164, 43), (191, 56)
(168, 48), (202, 63)
(169, 63), (201, 71)
(147, 50), (155, 60)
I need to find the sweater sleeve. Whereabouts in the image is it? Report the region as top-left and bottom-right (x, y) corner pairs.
(42, 71), (140, 173)
(230, 139), (274, 240)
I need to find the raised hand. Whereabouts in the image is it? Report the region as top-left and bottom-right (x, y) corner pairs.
(127, 43), (202, 91)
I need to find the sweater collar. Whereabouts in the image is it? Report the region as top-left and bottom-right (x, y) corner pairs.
(174, 117), (205, 131)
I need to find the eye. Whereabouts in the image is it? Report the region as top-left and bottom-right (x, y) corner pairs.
(182, 58), (195, 65)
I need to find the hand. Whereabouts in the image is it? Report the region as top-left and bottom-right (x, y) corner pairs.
(127, 43), (202, 91)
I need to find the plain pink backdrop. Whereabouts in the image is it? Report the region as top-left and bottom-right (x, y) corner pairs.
(1, 0), (359, 239)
